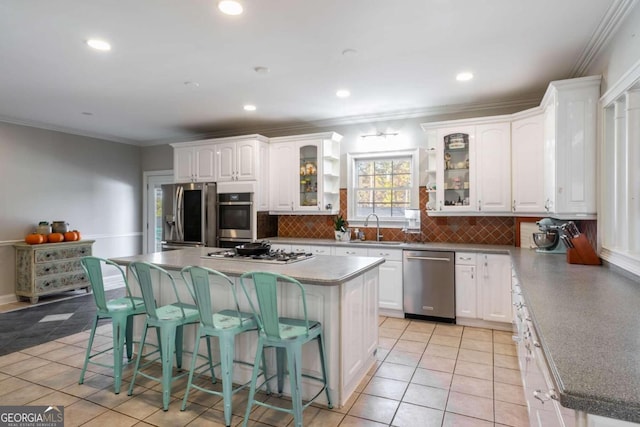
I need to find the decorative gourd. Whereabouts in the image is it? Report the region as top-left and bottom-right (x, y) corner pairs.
(64, 231), (78, 241)
(73, 230), (81, 241)
(25, 233), (45, 245)
(42, 234), (49, 243)
(48, 233), (65, 243)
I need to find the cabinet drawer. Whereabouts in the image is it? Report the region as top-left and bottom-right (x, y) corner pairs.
(308, 245), (332, 255)
(367, 248), (402, 261)
(35, 245), (92, 263)
(455, 252), (477, 265)
(270, 243), (292, 252)
(35, 259), (83, 277)
(35, 272), (88, 293)
(334, 247), (368, 257)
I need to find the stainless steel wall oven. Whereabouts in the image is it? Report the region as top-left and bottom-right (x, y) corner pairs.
(217, 192), (254, 248)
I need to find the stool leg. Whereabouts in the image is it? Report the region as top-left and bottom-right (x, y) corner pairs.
(287, 346), (304, 427)
(160, 325), (177, 411)
(128, 320), (149, 396)
(276, 347), (286, 396)
(79, 315), (99, 385)
(181, 328), (203, 411)
(317, 332), (332, 408)
(112, 315), (127, 394)
(125, 314), (135, 361)
(242, 339), (264, 427)
(219, 333), (235, 427)
(206, 336), (216, 382)
(175, 325), (183, 369)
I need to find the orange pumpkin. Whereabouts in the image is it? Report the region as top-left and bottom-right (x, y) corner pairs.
(64, 231), (78, 241)
(42, 234), (49, 243)
(48, 232), (65, 243)
(25, 233), (45, 245)
(73, 230), (81, 241)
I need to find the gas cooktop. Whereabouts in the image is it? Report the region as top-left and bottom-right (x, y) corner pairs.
(202, 250), (315, 264)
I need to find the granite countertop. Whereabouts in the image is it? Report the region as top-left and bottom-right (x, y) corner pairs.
(109, 247), (384, 287)
(269, 237), (640, 422)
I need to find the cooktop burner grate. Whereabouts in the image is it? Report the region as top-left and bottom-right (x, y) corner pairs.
(202, 250), (315, 264)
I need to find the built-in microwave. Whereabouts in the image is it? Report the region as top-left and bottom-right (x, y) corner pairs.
(217, 192), (254, 247)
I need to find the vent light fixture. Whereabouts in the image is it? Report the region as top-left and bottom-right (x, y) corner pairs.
(456, 71), (474, 81)
(218, 1), (243, 15)
(86, 39), (111, 51)
(361, 131), (399, 138)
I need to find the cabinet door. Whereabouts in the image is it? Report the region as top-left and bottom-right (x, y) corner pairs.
(479, 254), (512, 323)
(378, 260), (403, 311)
(236, 139), (257, 180)
(174, 147), (194, 183)
(195, 146), (216, 182)
(543, 100), (557, 214)
(455, 264), (477, 318)
(216, 142), (236, 182)
(269, 143), (295, 211)
(475, 122), (511, 212)
(296, 141), (321, 211)
(512, 114), (546, 213)
(436, 126), (475, 212)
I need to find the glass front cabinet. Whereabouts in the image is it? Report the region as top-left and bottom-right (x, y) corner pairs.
(436, 126), (476, 213)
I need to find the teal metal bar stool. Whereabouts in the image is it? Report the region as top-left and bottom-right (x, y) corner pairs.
(180, 266), (269, 427)
(239, 271), (332, 427)
(79, 256), (146, 394)
(127, 261), (205, 411)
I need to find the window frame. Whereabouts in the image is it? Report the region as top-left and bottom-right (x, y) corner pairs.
(346, 149), (420, 227)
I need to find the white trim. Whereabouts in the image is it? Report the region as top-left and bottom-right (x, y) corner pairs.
(601, 56), (640, 105)
(142, 170), (174, 254)
(600, 248), (640, 278)
(570, 0), (638, 77)
(0, 293), (18, 305)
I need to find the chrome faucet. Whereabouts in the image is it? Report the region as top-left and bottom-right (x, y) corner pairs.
(364, 213), (383, 241)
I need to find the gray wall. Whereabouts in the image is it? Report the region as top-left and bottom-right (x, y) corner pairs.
(0, 122), (142, 302)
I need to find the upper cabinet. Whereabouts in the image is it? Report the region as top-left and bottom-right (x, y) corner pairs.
(172, 144), (216, 183)
(424, 118), (511, 214)
(421, 75), (600, 218)
(214, 135), (269, 182)
(269, 132), (342, 215)
(542, 76), (600, 218)
(511, 111), (546, 214)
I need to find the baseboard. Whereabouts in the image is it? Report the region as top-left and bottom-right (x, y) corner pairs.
(455, 317), (514, 332)
(0, 293), (18, 305)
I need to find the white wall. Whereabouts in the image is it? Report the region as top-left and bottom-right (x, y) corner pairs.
(0, 122), (143, 303)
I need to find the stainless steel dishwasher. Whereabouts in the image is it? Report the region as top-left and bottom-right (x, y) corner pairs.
(403, 250), (455, 321)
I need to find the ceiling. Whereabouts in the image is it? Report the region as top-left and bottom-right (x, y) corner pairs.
(0, 0), (627, 146)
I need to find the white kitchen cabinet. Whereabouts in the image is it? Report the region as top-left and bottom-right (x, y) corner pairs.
(269, 132), (342, 215)
(455, 252), (477, 318)
(367, 248), (403, 316)
(307, 245), (333, 256)
(542, 76), (600, 217)
(422, 118), (511, 214)
(475, 122), (511, 212)
(172, 144), (216, 183)
(215, 136), (268, 182)
(511, 111), (546, 214)
(479, 253), (512, 323)
(334, 246), (368, 257)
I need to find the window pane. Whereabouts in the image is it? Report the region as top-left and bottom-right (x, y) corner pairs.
(393, 174), (411, 187)
(374, 160), (392, 174)
(374, 174), (392, 188)
(357, 161), (373, 175)
(374, 190), (391, 203)
(392, 160), (411, 174)
(358, 175), (374, 188)
(356, 190), (372, 203)
(393, 190), (410, 203)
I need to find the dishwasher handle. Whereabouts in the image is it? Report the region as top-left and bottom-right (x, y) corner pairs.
(405, 256), (451, 262)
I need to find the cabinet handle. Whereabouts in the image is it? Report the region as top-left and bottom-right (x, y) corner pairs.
(458, 256), (472, 260)
(533, 390), (552, 404)
(478, 200), (482, 211)
(512, 200), (516, 211)
(439, 200), (443, 211)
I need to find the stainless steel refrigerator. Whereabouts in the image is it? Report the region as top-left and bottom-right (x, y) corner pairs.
(161, 182), (216, 250)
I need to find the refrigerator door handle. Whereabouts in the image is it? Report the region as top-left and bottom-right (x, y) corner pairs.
(176, 186), (184, 241)
(405, 256), (451, 262)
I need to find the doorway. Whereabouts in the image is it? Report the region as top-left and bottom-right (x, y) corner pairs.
(143, 171), (173, 253)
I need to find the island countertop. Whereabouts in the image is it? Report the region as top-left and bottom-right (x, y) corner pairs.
(110, 247), (385, 286)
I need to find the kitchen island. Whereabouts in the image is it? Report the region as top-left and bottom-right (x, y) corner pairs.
(110, 247), (384, 408)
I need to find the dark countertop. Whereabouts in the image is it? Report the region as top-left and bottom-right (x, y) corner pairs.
(268, 237), (640, 422)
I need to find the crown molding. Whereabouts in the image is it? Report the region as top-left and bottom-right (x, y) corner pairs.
(570, 0), (638, 77)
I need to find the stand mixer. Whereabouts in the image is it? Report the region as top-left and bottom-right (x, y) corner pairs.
(532, 218), (567, 254)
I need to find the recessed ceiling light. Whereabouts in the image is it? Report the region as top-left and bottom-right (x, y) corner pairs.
(253, 66), (269, 74)
(184, 81), (200, 88)
(81, 112), (93, 116)
(456, 72), (474, 81)
(218, 1), (243, 15)
(342, 48), (357, 56)
(336, 89), (351, 98)
(86, 39), (111, 51)
(243, 104), (256, 111)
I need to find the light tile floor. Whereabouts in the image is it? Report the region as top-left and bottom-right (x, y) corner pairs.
(0, 316), (526, 426)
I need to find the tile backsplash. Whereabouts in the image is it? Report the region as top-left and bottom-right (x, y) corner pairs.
(275, 188), (516, 245)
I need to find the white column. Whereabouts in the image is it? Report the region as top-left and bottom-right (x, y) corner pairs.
(626, 90), (640, 253)
(601, 106), (616, 249)
(614, 99), (627, 250)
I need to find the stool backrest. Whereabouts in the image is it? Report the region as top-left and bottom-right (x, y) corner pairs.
(81, 256), (135, 313)
(129, 261), (193, 320)
(239, 271), (310, 340)
(181, 266), (246, 329)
